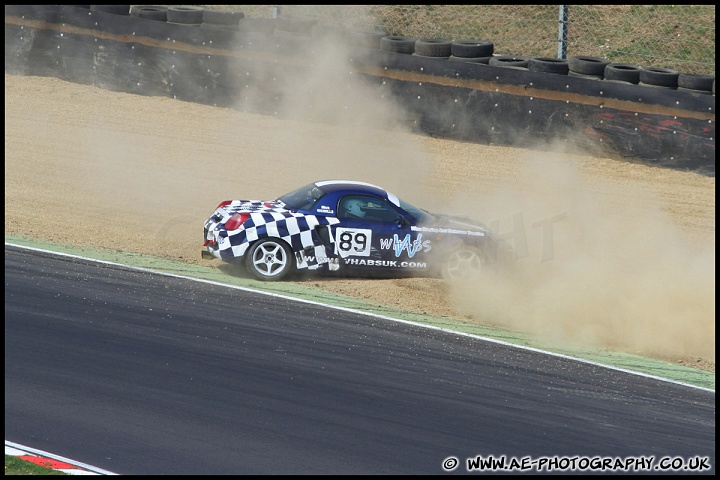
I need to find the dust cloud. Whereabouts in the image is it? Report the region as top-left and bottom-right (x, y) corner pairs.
(229, 25), (715, 364)
(445, 147), (715, 363)
(224, 27), (433, 200)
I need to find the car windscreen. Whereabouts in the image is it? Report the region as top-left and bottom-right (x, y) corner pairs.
(276, 183), (325, 211)
(398, 198), (432, 223)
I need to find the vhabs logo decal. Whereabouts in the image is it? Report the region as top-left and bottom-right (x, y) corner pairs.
(379, 234), (431, 258)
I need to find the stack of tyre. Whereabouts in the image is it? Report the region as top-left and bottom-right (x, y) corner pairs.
(128, 5), (205, 26)
(450, 40), (495, 64)
(568, 55), (714, 94)
(379, 35), (417, 54)
(377, 35), (714, 94)
(129, 5), (167, 22)
(379, 37), (498, 64)
(127, 6), (248, 31)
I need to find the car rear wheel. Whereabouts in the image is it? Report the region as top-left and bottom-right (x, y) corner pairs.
(245, 238), (294, 281)
(441, 246), (483, 280)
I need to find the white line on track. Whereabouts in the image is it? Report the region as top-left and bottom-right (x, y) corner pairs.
(6, 242), (714, 394)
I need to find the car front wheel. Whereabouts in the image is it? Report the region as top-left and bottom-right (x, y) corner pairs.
(441, 247), (483, 280)
(245, 238), (294, 281)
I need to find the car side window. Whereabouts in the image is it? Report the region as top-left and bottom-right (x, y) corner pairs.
(339, 196), (402, 222)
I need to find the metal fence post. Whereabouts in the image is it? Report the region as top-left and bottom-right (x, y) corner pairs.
(272, 5), (281, 18)
(557, 5), (569, 59)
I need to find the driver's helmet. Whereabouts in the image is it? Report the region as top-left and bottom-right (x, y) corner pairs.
(344, 198), (366, 218)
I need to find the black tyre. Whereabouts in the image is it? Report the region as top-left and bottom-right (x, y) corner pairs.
(678, 73), (715, 92)
(568, 55), (610, 76)
(441, 246), (483, 280)
(639, 67), (679, 88)
(130, 6), (167, 22)
(245, 238), (294, 281)
(202, 9), (244, 25)
(451, 40), (493, 58)
(448, 55), (491, 64)
(380, 36), (417, 54)
(528, 57), (569, 75)
(604, 63), (641, 84)
(414, 38), (452, 57)
(90, 5), (130, 15)
(489, 55), (530, 69)
(167, 6), (204, 25)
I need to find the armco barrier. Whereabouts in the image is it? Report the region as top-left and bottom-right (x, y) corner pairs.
(5, 5), (715, 176)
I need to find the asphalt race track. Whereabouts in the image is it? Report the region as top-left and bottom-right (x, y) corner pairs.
(4, 245), (715, 475)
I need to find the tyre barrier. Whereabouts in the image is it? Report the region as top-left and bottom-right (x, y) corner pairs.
(448, 55), (491, 64)
(639, 67), (679, 89)
(568, 71), (603, 81)
(451, 40), (494, 58)
(489, 55), (530, 69)
(130, 5), (167, 22)
(568, 55), (610, 77)
(167, 6), (204, 26)
(4, 4), (714, 176)
(201, 23), (240, 32)
(380, 36), (417, 54)
(603, 63), (642, 84)
(638, 82), (676, 90)
(677, 73), (715, 93)
(528, 57), (569, 75)
(414, 38), (452, 58)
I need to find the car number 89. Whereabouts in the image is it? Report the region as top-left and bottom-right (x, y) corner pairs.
(335, 228), (372, 257)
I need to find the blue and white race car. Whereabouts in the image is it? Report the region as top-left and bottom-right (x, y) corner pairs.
(202, 180), (504, 281)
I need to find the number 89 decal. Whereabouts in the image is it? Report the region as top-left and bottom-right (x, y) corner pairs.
(334, 227), (372, 258)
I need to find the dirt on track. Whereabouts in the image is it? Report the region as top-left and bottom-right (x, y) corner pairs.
(4, 73), (715, 371)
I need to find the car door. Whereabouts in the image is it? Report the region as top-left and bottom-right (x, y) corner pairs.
(332, 195), (432, 273)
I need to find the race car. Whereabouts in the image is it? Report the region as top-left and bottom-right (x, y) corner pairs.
(202, 180), (505, 281)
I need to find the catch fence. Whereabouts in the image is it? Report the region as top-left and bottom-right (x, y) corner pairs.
(233, 5), (715, 75)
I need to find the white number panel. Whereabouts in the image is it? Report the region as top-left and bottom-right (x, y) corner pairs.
(334, 228), (372, 258)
